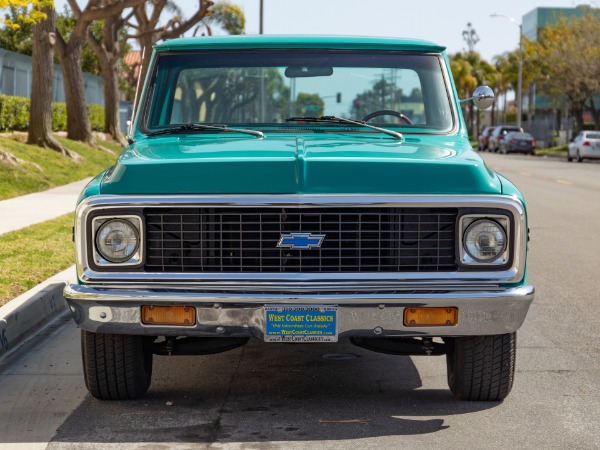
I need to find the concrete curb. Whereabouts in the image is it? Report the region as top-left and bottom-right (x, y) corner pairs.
(0, 266), (76, 360)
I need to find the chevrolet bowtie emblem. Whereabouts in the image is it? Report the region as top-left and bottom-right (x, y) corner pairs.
(277, 233), (326, 250)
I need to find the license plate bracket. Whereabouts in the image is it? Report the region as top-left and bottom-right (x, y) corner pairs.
(264, 305), (338, 342)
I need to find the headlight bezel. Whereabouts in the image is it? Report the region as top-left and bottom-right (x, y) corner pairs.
(458, 213), (512, 268)
(91, 215), (144, 268)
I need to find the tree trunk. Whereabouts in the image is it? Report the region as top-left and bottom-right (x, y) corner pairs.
(60, 45), (94, 144)
(527, 84), (534, 130)
(87, 14), (128, 147)
(572, 104), (585, 132)
(27, 7), (77, 159)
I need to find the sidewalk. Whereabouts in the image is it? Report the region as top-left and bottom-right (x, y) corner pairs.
(0, 177), (91, 235)
(0, 179), (89, 360)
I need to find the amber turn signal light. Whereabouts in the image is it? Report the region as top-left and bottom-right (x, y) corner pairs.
(141, 305), (196, 326)
(404, 307), (458, 327)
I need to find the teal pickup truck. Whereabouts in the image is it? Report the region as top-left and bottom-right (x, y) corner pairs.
(64, 36), (533, 402)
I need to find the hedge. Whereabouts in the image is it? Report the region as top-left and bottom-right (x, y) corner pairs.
(0, 94), (104, 132)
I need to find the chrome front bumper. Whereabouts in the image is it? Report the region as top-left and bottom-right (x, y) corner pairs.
(64, 284), (534, 338)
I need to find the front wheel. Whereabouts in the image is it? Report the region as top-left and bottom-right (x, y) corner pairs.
(81, 330), (153, 400)
(446, 332), (516, 401)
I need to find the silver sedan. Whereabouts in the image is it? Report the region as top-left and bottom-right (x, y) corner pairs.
(568, 131), (600, 162)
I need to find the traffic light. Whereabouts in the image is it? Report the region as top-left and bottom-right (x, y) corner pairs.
(336, 92), (342, 103)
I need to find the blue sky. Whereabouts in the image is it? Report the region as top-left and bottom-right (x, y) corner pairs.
(56, 0), (593, 61)
(233, 0), (593, 60)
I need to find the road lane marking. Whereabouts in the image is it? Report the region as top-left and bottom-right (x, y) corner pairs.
(556, 179), (573, 185)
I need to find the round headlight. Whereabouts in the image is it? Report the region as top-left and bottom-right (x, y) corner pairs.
(95, 219), (140, 263)
(464, 219), (507, 263)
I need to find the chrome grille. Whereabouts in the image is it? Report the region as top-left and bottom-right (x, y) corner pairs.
(144, 207), (458, 273)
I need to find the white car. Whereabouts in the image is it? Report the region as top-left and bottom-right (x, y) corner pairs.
(568, 131), (600, 162)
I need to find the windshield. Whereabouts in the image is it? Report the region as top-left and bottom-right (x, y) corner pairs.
(142, 50), (455, 133)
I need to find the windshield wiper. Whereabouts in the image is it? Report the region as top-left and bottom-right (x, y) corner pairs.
(147, 123), (264, 138)
(285, 116), (403, 141)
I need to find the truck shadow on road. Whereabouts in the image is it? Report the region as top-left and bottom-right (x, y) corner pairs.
(50, 339), (501, 446)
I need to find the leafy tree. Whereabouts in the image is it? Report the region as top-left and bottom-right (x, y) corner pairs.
(451, 51), (497, 135)
(532, 12), (600, 130)
(6, 0), (77, 157)
(294, 93), (324, 117)
(0, 0), (46, 28)
(56, 5), (101, 75)
(55, 0), (144, 145)
(450, 55), (477, 133)
(0, 6), (33, 54)
(199, 1), (245, 36)
(128, 0), (214, 111)
(349, 78), (403, 120)
(492, 42), (542, 127)
(492, 53), (512, 123)
(86, 7), (138, 145)
(127, 1), (246, 112)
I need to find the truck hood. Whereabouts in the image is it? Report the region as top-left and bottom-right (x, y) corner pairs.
(100, 135), (501, 195)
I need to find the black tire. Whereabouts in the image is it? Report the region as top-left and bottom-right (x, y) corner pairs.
(577, 150), (583, 163)
(567, 150), (573, 162)
(81, 330), (153, 400)
(446, 332), (516, 401)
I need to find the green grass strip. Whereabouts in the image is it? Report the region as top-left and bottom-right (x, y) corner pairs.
(534, 144), (568, 157)
(0, 214), (74, 306)
(0, 135), (120, 200)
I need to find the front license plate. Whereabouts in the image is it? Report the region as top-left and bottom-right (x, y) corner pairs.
(264, 305), (337, 342)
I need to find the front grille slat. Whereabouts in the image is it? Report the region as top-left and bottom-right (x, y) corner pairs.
(144, 207), (458, 273)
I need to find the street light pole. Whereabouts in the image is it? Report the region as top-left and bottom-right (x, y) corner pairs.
(259, 0), (264, 34)
(517, 23), (523, 128)
(491, 14), (523, 128)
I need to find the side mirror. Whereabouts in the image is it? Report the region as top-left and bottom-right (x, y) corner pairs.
(460, 86), (495, 110)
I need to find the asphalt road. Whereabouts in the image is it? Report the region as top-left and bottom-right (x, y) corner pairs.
(1, 152), (599, 450)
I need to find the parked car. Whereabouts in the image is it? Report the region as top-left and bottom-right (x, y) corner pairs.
(477, 126), (496, 151)
(567, 131), (600, 162)
(64, 35), (533, 403)
(488, 125), (523, 152)
(499, 132), (536, 155)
